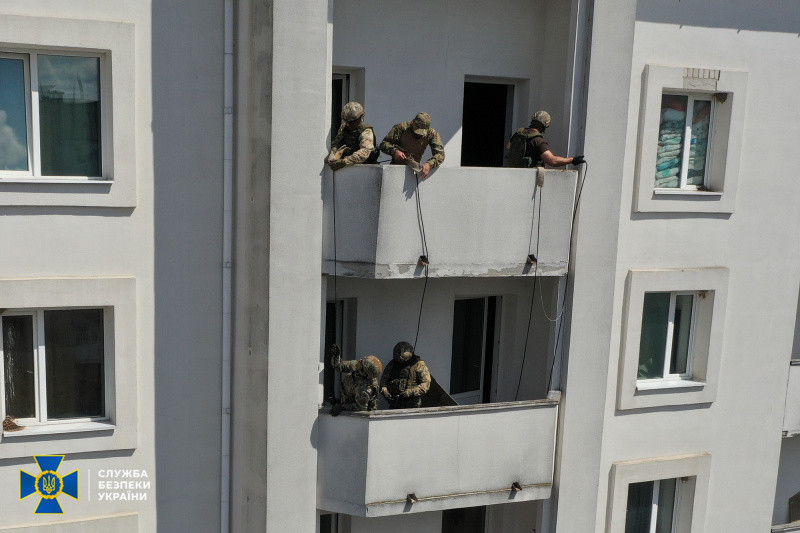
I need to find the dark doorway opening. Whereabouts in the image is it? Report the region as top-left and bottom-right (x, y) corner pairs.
(461, 82), (513, 167)
(323, 300), (342, 402)
(450, 296), (498, 405)
(331, 74), (349, 141)
(442, 506), (486, 533)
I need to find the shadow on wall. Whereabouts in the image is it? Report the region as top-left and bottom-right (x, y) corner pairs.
(152, 0), (224, 531)
(636, 0), (800, 34)
(791, 285), (800, 361)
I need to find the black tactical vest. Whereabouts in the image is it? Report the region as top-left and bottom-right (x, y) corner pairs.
(506, 128), (543, 168)
(339, 123), (379, 163)
(386, 356), (422, 396)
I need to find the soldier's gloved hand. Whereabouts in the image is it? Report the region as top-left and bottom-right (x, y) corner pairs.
(331, 402), (342, 417)
(328, 159), (347, 171)
(399, 389), (413, 399)
(380, 387), (392, 400)
(571, 155), (585, 166)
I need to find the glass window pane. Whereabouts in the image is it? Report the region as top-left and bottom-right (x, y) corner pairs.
(688, 99), (711, 186)
(655, 94), (687, 188)
(670, 295), (694, 375)
(625, 481), (654, 533)
(2, 315), (36, 419)
(44, 309), (104, 419)
(638, 292), (670, 379)
(38, 55), (101, 176)
(450, 298), (485, 394)
(656, 479), (677, 533)
(0, 58), (29, 171)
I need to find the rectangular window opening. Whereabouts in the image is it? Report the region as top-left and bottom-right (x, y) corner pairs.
(655, 93), (713, 190)
(461, 81), (514, 167)
(625, 478), (679, 533)
(442, 505), (486, 533)
(331, 73), (350, 142)
(638, 292), (696, 381)
(0, 51), (105, 180)
(2, 308), (107, 426)
(450, 297), (498, 405)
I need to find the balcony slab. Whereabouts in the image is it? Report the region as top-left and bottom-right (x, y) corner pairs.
(323, 165), (578, 279)
(317, 392), (560, 517)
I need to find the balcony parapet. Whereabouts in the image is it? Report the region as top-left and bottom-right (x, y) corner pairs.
(785, 360), (800, 437)
(323, 165), (578, 279)
(772, 522), (800, 532)
(316, 391), (560, 517)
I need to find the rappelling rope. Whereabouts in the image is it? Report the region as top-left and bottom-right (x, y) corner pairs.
(545, 161), (588, 392)
(413, 171), (429, 350)
(514, 180), (542, 400)
(515, 161), (589, 398)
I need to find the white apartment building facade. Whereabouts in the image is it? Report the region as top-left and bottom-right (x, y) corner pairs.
(0, 1), (799, 532)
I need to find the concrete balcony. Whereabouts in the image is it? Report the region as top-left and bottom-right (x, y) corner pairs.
(772, 522), (800, 532)
(323, 165), (578, 278)
(784, 360), (800, 437)
(316, 392), (559, 517)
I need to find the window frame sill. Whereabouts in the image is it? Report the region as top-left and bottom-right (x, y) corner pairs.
(636, 378), (706, 391)
(653, 188), (723, 197)
(0, 177), (112, 184)
(3, 419), (115, 438)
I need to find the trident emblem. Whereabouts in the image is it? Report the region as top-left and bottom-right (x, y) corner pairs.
(20, 455), (79, 513)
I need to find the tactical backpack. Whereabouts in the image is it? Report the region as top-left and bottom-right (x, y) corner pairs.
(506, 129), (543, 168)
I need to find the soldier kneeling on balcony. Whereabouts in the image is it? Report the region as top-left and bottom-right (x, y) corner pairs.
(330, 345), (383, 416)
(326, 102), (380, 171)
(505, 110), (584, 168)
(380, 341), (432, 409)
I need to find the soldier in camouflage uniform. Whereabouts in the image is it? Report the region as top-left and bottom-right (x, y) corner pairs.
(505, 110), (584, 168)
(379, 112), (445, 179)
(380, 341), (432, 409)
(330, 346), (383, 415)
(327, 102), (380, 171)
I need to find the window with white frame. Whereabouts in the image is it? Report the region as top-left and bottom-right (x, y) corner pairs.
(655, 94), (713, 190)
(625, 478), (681, 533)
(2, 308), (107, 425)
(0, 52), (104, 179)
(634, 65), (748, 214)
(638, 292), (696, 381)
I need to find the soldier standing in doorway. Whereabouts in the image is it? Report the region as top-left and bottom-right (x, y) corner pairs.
(380, 341), (432, 409)
(379, 112), (445, 179)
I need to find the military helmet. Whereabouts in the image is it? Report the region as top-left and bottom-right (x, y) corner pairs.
(361, 355), (383, 378)
(530, 110), (551, 130)
(412, 112), (431, 135)
(341, 102), (365, 122)
(393, 341), (415, 363)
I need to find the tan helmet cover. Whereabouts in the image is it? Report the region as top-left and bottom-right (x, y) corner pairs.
(361, 355), (383, 378)
(341, 101), (365, 122)
(530, 110), (551, 130)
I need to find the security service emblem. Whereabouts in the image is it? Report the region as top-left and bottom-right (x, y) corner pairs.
(20, 455), (79, 513)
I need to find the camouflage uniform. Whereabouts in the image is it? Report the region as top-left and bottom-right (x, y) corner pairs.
(380, 341), (432, 409)
(379, 112), (445, 169)
(328, 123), (379, 166)
(331, 352), (382, 413)
(328, 102), (379, 169)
